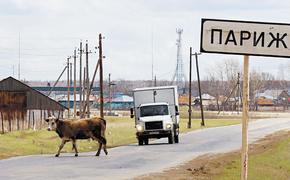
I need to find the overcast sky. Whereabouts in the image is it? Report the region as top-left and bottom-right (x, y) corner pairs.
(1, 0), (290, 81)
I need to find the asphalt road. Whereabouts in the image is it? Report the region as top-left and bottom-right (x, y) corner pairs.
(1, 118), (290, 180)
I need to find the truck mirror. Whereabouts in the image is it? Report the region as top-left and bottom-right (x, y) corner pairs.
(175, 105), (179, 116)
(130, 108), (134, 118)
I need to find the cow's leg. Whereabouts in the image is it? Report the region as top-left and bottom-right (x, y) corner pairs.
(102, 144), (108, 155)
(56, 139), (68, 157)
(72, 139), (78, 157)
(96, 141), (102, 156)
(96, 136), (108, 156)
(102, 137), (108, 155)
(89, 134), (103, 156)
(100, 129), (108, 155)
(88, 132), (102, 156)
(93, 136), (103, 156)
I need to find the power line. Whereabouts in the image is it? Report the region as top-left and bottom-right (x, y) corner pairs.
(0, 36), (98, 40)
(0, 51), (67, 57)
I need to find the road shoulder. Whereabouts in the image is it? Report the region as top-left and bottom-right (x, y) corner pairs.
(136, 130), (290, 180)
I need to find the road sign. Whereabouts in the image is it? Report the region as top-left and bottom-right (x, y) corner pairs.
(199, 18), (290, 180)
(200, 18), (290, 58)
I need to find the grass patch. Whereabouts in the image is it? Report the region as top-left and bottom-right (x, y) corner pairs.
(138, 131), (290, 180)
(0, 115), (240, 160)
(216, 133), (290, 180)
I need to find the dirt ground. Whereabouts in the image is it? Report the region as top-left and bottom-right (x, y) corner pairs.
(136, 130), (290, 180)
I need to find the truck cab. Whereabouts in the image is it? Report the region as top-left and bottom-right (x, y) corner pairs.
(131, 86), (179, 145)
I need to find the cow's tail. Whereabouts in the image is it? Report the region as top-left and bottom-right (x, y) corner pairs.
(100, 117), (107, 143)
(99, 117), (106, 126)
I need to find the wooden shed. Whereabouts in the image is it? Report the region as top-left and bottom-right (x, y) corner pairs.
(0, 76), (67, 133)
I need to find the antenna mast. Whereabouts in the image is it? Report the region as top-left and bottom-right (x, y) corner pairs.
(172, 28), (187, 92)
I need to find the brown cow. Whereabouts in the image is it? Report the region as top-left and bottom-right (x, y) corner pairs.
(45, 116), (108, 157)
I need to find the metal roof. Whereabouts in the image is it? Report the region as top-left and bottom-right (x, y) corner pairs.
(32, 86), (99, 92)
(133, 86), (177, 92)
(112, 95), (133, 103)
(0, 77), (67, 110)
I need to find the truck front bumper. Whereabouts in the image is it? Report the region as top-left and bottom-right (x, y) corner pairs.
(137, 130), (171, 139)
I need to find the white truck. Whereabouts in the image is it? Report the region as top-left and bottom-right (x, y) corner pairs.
(130, 86), (180, 145)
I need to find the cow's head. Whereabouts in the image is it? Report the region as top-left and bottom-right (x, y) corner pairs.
(45, 116), (59, 131)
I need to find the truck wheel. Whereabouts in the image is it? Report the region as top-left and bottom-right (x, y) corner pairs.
(168, 134), (174, 144)
(138, 137), (144, 145)
(144, 138), (149, 145)
(174, 135), (179, 143)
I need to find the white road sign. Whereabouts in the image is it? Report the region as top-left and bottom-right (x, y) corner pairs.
(200, 19), (290, 58)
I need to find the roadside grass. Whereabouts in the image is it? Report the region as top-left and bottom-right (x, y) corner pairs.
(216, 136), (290, 180)
(0, 115), (240, 160)
(179, 107), (270, 120)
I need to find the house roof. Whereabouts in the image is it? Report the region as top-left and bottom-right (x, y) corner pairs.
(0, 76), (67, 110)
(201, 93), (215, 100)
(54, 94), (95, 102)
(112, 95), (133, 103)
(256, 89), (285, 99)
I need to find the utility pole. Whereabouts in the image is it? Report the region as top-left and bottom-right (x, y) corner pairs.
(18, 32), (20, 80)
(151, 28), (154, 87)
(194, 52), (205, 126)
(79, 41), (83, 117)
(99, 34), (104, 119)
(48, 65), (67, 96)
(237, 73), (241, 114)
(73, 49), (77, 118)
(1, 112), (4, 134)
(218, 73), (242, 115)
(109, 73), (112, 115)
(67, 57), (71, 118)
(70, 63), (73, 87)
(188, 47), (193, 128)
(154, 75), (157, 87)
(82, 52), (101, 114)
(107, 73), (116, 115)
(12, 65), (15, 77)
(83, 67), (86, 117)
(85, 41), (90, 118)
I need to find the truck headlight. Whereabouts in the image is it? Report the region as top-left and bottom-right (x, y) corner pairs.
(166, 123), (172, 129)
(136, 124), (144, 132)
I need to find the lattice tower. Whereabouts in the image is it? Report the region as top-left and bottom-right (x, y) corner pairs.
(172, 28), (187, 92)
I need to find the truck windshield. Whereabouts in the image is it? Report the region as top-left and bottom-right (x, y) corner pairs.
(140, 105), (169, 117)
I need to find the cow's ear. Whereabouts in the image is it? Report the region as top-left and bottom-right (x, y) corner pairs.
(45, 119), (49, 122)
(55, 118), (59, 123)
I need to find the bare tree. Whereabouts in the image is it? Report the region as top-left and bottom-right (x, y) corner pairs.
(205, 59), (241, 111)
(249, 70), (264, 110)
(206, 74), (221, 110)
